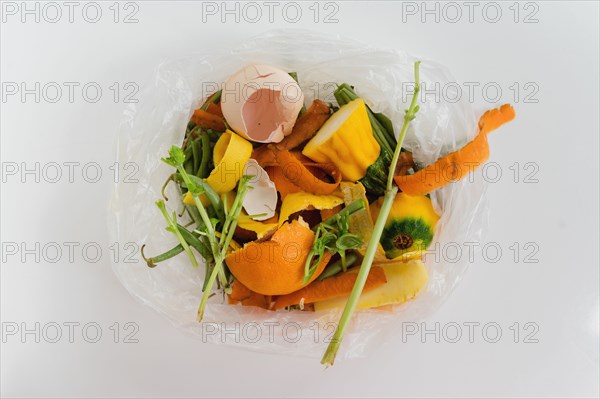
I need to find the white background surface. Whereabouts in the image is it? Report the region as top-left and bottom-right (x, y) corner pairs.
(1, 1), (599, 398)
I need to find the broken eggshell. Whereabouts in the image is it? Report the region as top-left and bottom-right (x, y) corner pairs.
(242, 158), (278, 221)
(221, 64), (304, 143)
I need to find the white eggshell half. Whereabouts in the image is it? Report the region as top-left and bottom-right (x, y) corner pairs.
(221, 64), (304, 143)
(242, 159), (277, 221)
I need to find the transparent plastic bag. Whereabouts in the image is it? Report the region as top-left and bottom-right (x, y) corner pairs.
(108, 30), (487, 359)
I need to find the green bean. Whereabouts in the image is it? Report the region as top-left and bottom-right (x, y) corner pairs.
(205, 128), (221, 143)
(177, 223), (213, 260)
(191, 138), (200, 175)
(183, 155), (194, 175)
(141, 243), (184, 268)
(373, 112), (396, 145)
(199, 132), (211, 178)
(317, 253), (358, 281)
(200, 90), (222, 111)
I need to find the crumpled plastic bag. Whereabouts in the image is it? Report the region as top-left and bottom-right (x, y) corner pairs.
(108, 30), (487, 360)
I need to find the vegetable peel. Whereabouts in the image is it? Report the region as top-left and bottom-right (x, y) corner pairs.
(395, 104), (515, 196)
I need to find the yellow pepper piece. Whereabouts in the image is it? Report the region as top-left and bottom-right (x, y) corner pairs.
(206, 130), (252, 194)
(302, 98), (380, 181)
(314, 259), (428, 311)
(278, 191), (344, 227)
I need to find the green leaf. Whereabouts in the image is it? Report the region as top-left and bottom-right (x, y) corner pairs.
(162, 145), (186, 167)
(320, 231), (337, 248)
(336, 234), (362, 251)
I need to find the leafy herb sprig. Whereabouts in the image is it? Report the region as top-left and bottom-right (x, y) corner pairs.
(303, 199), (366, 283)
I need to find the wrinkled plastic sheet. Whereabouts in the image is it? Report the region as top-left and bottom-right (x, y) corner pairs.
(109, 30), (486, 360)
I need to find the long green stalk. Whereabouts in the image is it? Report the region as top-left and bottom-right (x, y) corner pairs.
(321, 61), (422, 366)
(197, 176), (252, 321)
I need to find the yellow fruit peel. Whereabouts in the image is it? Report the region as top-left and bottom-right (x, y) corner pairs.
(205, 130), (253, 194)
(221, 189), (278, 240)
(237, 217), (278, 240)
(314, 259), (429, 311)
(278, 191), (344, 227)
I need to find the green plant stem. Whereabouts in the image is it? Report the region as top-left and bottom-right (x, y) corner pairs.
(185, 174), (224, 222)
(197, 176), (251, 321)
(192, 194), (228, 287)
(156, 200), (198, 268)
(318, 199), (365, 230)
(197, 253), (222, 321)
(176, 165), (228, 288)
(220, 180), (250, 250)
(321, 61), (421, 367)
(387, 66), (421, 189)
